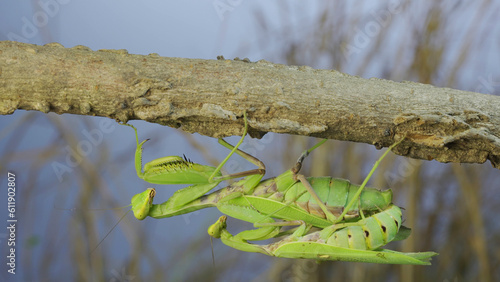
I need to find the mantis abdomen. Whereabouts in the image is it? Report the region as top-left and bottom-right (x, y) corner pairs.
(234, 172), (394, 226)
(288, 176), (393, 220)
(313, 204), (401, 250)
(212, 204), (437, 265)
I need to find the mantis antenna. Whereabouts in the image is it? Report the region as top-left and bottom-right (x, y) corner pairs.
(91, 208), (132, 254)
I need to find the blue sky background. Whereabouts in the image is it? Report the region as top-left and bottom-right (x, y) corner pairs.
(1, 1), (500, 281)
(0, 2), (326, 281)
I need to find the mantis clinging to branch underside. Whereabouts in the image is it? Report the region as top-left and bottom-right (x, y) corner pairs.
(124, 113), (437, 264)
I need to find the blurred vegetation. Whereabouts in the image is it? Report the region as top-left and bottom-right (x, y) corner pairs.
(1, 1), (499, 282)
(243, 2), (500, 282)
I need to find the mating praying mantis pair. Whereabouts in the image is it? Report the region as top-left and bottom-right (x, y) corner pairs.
(124, 112), (437, 265)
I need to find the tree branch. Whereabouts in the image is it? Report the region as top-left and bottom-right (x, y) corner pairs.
(1, 41), (499, 168)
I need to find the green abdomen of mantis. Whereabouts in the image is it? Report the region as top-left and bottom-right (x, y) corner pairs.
(243, 173), (393, 227)
(287, 177), (392, 220)
(268, 204), (403, 255)
(322, 204), (402, 250)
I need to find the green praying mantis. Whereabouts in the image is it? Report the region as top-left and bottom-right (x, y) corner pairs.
(209, 206), (435, 264)
(124, 113), (437, 265)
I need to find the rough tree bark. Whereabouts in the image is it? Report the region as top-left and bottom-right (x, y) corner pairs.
(0, 41), (499, 168)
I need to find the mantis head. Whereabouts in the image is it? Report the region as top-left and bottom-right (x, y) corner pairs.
(131, 188), (156, 220)
(207, 215), (227, 238)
